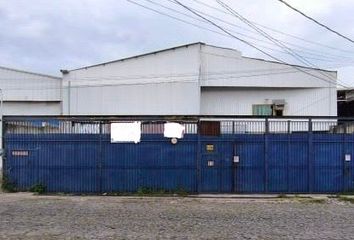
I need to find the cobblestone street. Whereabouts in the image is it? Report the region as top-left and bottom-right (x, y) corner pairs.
(0, 193), (353, 239)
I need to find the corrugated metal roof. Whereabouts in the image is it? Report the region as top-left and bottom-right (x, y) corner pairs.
(64, 42), (336, 74)
(66, 42), (206, 73)
(0, 65), (61, 79)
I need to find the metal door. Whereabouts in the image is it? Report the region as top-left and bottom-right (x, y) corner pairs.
(233, 140), (266, 193)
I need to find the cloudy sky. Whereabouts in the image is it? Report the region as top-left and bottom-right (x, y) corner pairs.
(0, 0), (354, 87)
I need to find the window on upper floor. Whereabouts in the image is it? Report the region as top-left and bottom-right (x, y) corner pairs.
(252, 104), (273, 116)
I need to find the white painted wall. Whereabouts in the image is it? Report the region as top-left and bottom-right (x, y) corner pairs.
(200, 87), (337, 116)
(62, 43), (202, 115)
(2, 102), (61, 115)
(199, 45), (337, 116)
(61, 43), (337, 116)
(0, 66), (61, 102)
(0, 67), (62, 170)
(200, 45), (337, 89)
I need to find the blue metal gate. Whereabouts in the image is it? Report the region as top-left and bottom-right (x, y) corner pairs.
(3, 117), (354, 193)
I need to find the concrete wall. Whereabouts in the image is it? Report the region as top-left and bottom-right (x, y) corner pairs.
(62, 44), (202, 115)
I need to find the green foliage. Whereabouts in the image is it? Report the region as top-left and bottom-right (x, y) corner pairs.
(137, 187), (155, 196)
(338, 196), (354, 204)
(136, 186), (189, 196)
(175, 187), (188, 197)
(277, 194), (287, 198)
(29, 183), (46, 194)
(1, 175), (17, 193)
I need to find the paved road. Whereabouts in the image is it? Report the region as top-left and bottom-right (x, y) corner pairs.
(0, 193), (353, 239)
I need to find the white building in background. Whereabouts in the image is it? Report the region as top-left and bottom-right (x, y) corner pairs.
(0, 66), (61, 169)
(61, 42), (337, 116)
(0, 66), (61, 115)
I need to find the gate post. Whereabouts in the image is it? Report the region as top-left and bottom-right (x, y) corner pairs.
(264, 117), (269, 193)
(264, 131), (269, 193)
(196, 120), (201, 193)
(98, 121), (103, 193)
(308, 119), (314, 193)
(1, 118), (6, 186)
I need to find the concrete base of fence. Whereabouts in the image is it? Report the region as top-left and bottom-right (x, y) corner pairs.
(189, 194), (336, 199)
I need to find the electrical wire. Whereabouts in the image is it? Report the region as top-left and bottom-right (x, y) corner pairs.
(214, 0), (342, 115)
(160, 0), (354, 61)
(138, 0), (354, 63)
(191, 0), (354, 55)
(276, 0), (354, 44)
(215, 0), (343, 87)
(127, 0), (354, 68)
(0, 68), (339, 92)
(172, 0), (347, 89)
(0, 66), (322, 81)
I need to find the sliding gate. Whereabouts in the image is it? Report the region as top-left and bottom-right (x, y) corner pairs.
(3, 117), (354, 193)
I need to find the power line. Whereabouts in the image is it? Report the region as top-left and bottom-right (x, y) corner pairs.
(215, 0), (341, 87)
(276, 0), (354, 44)
(212, 0), (344, 113)
(172, 0), (347, 89)
(127, 0), (354, 71)
(191, 0), (354, 54)
(127, 0), (348, 87)
(0, 68), (340, 92)
(142, 0), (354, 63)
(0, 66), (336, 82)
(161, 0), (354, 61)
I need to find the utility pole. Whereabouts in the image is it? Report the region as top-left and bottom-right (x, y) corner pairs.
(0, 88), (3, 171)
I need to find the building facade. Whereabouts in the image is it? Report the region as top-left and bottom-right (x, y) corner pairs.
(0, 66), (62, 115)
(0, 66), (61, 169)
(338, 88), (354, 117)
(61, 42), (337, 116)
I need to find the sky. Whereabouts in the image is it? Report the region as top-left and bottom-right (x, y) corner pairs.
(0, 0), (354, 87)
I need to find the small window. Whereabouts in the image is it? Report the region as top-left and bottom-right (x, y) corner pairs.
(272, 104), (285, 116)
(200, 121), (220, 136)
(252, 104), (272, 116)
(274, 109), (283, 116)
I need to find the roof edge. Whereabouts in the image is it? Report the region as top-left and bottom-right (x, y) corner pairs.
(0, 65), (61, 79)
(66, 42), (206, 73)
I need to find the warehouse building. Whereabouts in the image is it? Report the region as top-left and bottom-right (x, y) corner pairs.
(61, 42), (337, 116)
(0, 66), (61, 169)
(0, 66), (61, 115)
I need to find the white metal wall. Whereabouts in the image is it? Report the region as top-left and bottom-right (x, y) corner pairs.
(62, 44), (202, 115)
(200, 45), (337, 89)
(199, 45), (337, 116)
(61, 43), (337, 116)
(2, 102), (61, 115)
(0, 67), (62, 170)
(200, 87), (337, 116)
(0, 67), (61, 103)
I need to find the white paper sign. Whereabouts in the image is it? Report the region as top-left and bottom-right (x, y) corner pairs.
(111, 122), (141, 143)
(345, 154), (351, 162)
(164, 122), (185, 139)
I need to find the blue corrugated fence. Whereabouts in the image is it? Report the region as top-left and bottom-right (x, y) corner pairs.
(4, 131), (354, 193)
